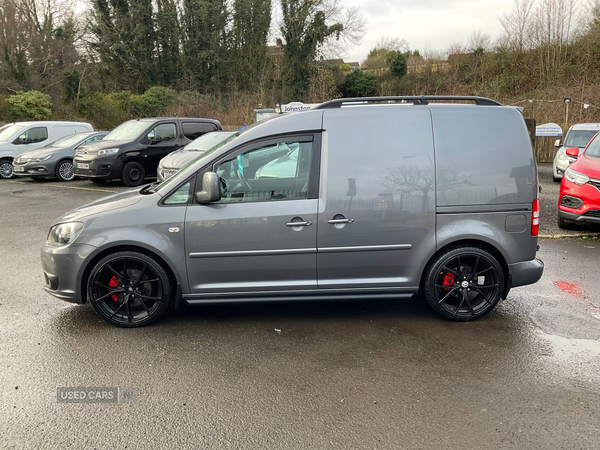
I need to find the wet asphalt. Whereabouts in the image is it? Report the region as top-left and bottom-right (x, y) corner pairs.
(1, 174), (599, 449)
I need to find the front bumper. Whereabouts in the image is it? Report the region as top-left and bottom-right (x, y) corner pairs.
(508, 257), (544, 288)
(157, 166), (178, 182)
(73, 156), (122, 180)
(558, 180), (600, 224)
(41, 242), (98, 304)
(13, 160), (56, 178)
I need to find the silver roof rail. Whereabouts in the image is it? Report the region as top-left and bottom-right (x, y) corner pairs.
(314, 96), (503, 109)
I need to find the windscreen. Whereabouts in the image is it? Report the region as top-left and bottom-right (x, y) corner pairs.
(104, 121), (150, 141)
(49, 133), (92, 147)
(584, 134), (600, 158)
(564, 130), (598, 148)
(0, 125), (24, 142)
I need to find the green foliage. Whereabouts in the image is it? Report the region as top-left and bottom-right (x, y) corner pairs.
(5, 91), (52, 120)
(343, 70), (378, 97)
(132, 86), (178, 116)
(280, 0), (343, 101)
(386, 51), (407, 79)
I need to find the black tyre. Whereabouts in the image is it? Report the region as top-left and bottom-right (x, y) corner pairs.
(557, 215), (574, 230)
(0, 158), (14, 179)
(122, 162), (145, 187)
(87, 251), (172, 327)
(55, 159), (75, 182)
(423, 246), (504, 321)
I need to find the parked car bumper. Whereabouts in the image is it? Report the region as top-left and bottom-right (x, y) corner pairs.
(558, 180), (600, 224)
(12, 160), (56, 178)
(73, 157), (122, 180)
(41, 242), (98, 304)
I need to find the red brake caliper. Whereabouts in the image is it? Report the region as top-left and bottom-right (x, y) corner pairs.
(442, 271), (455, 290)
(109, 274), (121, 301)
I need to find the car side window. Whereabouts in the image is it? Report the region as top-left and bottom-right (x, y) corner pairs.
(84, 136), (103, 144)
(182, 122), (218, 140)
(214, 140), (312, 203)
(148, 123), (176, 143)
(17, 127), (48, 144)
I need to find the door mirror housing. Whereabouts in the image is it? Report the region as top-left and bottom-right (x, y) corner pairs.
(554, 139), (561, 148)
(565, 147), (579, 158)
(195, 172), (221, 204)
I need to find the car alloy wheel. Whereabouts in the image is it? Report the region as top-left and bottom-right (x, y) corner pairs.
(0, 159), (14, 179)
(56, 160), (75, 181)
(423, 247), (504, 321)
(88, 251), (172, 327)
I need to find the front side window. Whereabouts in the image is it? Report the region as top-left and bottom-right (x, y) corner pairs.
(214, 140), (313, 203)
(163, 181), (192, 205)
(17, 127), (48, 144)
(148, 123), (176, 143)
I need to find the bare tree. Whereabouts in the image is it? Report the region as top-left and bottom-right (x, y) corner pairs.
(499, 0), (536, 51)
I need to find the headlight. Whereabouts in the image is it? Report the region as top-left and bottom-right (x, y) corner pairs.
(564, 167), (590, 186)
(47, 222), (84, 246)
(557, 149), (568, 162)
(27, 155), (52, 162)
(97, 148), (119, 156)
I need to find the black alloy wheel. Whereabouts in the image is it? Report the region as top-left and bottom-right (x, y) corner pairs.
(0, 158), (14, 179)
(88, 251), (172, 327)
(122, 162), (146, 187)
(55, 160), (75, 181)
(423, 247), (504, 321)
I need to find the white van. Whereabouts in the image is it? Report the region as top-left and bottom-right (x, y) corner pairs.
(0, 121), (93, 179)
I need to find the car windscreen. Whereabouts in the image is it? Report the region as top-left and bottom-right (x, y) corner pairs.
(584, 134), (600, 158)
(103, 121), (150, 141)
(49, 133), (91, 147)
(564, 130), (598, 148)
(185, 132), (236, 152)
(0, 124), (24, 142)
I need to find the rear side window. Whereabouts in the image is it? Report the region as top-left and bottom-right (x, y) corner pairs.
(17, 127), (48, 144)
(182, 122), (218, 140)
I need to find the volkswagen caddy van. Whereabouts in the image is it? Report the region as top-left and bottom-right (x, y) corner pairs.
(41, 96), (544, 327)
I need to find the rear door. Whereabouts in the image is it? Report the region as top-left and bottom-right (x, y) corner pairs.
(184, 134), (321, 297)
(316, 106), (436, 291)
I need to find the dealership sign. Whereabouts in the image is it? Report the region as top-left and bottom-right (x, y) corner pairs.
(280, 102), (319, 113)
(535, 122), (563, 137)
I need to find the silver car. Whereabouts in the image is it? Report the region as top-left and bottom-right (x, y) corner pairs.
(13, 131), (107, 181)
(552, 123), (600, 182)
(157, 131), (237, 181)
(40, 96), (543, 328)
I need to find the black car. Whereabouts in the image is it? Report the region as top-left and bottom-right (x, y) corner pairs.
(73, 117), (221, 186)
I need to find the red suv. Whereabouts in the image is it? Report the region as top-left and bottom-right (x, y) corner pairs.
(558, 132), (600, 229)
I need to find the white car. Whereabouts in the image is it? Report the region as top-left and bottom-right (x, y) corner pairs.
(553, 123), (600, 182)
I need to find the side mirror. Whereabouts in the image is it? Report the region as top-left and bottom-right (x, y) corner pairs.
(195, 172), (221, 204)
(149, 136), (162, 144)
(554, 139), (561, 148)
(565, 147), (579, 158)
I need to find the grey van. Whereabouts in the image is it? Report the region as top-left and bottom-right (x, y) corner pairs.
(41, 96), (544, 327)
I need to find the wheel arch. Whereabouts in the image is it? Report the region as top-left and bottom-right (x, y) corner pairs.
(79, 244), (181, 304)
(419, 238), (509, 296)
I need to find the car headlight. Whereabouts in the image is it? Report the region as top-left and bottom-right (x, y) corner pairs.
(47, 222), (84, 246)
(556, 149), (568, 162)
(97, 148), (119, 156)
(27, 155), (52, 162)
(564, 167), (590, 186)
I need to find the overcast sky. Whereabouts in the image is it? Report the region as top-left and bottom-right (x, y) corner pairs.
(343, 0), (517, 63)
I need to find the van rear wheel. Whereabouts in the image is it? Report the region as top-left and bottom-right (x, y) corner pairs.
(87, 251), (172, 327)
(423, 247), (504, 321)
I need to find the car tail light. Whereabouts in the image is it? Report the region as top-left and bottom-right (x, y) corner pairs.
(532, 199), (540, 236)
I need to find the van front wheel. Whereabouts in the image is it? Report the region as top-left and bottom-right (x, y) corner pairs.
(121, 162), (145, 187)
(0, 158), (14, 179)
(423, 247), (504, 321)
(87, 251), (172, 327)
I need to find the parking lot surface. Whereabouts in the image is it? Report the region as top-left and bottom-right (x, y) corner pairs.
(1, 175), (599, 449)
